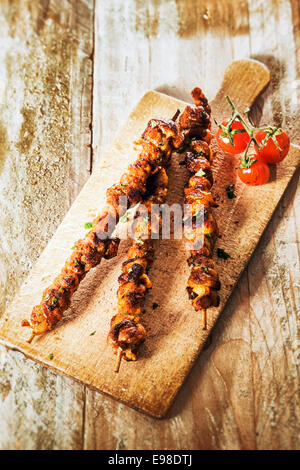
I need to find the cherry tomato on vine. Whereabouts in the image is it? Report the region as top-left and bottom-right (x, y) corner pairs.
(255, 129), (290, 164)
(237, 156), (270, 186)
(216, 119), (250, 154)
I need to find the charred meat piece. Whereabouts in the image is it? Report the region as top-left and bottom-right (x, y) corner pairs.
(181, 88), (220, 329)
(107, 167), (168, 362)
(24, 119), (180, 340)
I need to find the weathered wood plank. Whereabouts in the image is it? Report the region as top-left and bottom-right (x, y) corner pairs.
(84, 272), (257, 450)
(92, 0), (251, 165)
(246, 0), (300, 449)
(83, 175), (299, 450)
(247, 171), (300, 450)
(84, 0), (299, 449)
(0, 0), (94, 450)
(0, 345), (84, 450)
(0, 0), (299, 450)
(3, 63), (298, 419)
(0, 0), (93, 312)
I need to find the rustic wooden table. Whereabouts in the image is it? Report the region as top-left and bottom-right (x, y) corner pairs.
(0, 0), (299, 450)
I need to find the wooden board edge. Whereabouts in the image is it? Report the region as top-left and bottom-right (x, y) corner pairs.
(0, 89), (188, 330)
(157, 158), (300, 418)
(0, 89), (299, 419)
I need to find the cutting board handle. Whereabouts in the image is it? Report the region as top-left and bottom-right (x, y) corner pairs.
(211, 59), (270, 113)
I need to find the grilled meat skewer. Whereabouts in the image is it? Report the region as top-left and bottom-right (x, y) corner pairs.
(184, 139), (220, 328)
(181, 89), (220, 329)
(108, 168), (168, 365)
(23, 118), (181, 341)
(108, 87), (219, 365)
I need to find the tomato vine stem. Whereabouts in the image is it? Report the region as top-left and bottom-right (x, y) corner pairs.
(215, 95), (284, 168)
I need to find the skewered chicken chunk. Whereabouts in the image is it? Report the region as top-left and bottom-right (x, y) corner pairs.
(108, 167), (168, 363)
(23, 118), (181, 340)
(108, 87), (220, 366)
(184, 140), (220, 317)
(180, 89), (220, 328)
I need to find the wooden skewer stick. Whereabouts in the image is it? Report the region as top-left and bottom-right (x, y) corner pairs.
(27, 332), (35, 344)
(201, 309), (207, 330)
(114, 347), (123, 373)
(171, 108), (180, 121)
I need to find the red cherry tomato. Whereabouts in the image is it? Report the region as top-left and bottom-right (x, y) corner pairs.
(237, 157), (270, 186)
(255, 129), (290, 164)
(216, 119), (250, 154)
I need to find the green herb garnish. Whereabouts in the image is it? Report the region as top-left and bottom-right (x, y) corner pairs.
(51, 297), (58, 305)
(120, 211), (129, 223)
(89, 331), (96, 336)
(143, 216), (149, 226)
(195, 150), (206, 157)
(84, 222), (93, 230)
(217, 248), (230, 259)
(120, 183), (127, 188)
(201, 266), (208, 272)
(195, 169), (205, 177)
(200, 190), (210, 195)
(49, 353), (54, 360)
(177, 137), (191, 154)
(226, 184), (237, 199)
(195, 210), (204, 220)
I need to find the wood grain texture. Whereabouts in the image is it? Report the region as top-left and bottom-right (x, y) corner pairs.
(0, 0), (93, 450)
(0, 60), (299, 419)
(0, 0), (93, 315)
(85, 0), (299, 448)
(0, 346), (84, 450)
(92, 0), (252, 163)
(0, 0), (299, 450)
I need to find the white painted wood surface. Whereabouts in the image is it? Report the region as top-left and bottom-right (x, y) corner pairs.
(0, 0), (93, 450)
(0, 0), (299, 449)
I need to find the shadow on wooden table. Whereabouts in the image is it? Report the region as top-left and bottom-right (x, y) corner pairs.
(166, 165), (299, 421)
(164, 54), (299, 420)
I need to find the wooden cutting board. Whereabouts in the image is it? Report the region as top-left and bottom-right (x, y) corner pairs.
(0, 59), (299, 418)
